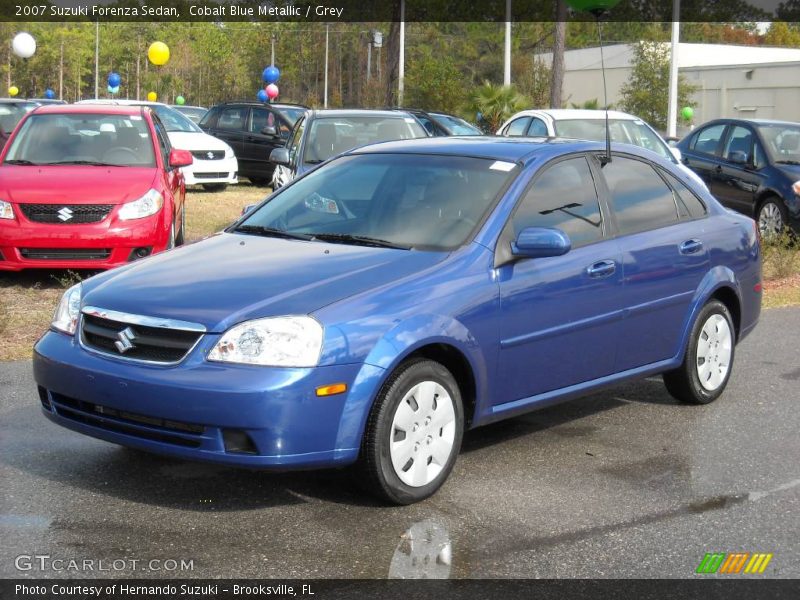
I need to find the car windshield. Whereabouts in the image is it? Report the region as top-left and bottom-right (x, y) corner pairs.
(174, 106), (207, 123)
(3, 113), (156, 167)
(433, 114), (482, 135)
(236, 153), (516, 250)
(152, 105), (201, 133)
(756, 123), (800, 164)
(554, 118), (672, 160)
(303, 116), (427, 164)
(0, 103), (35, 133)
(274, 106), (305, 125)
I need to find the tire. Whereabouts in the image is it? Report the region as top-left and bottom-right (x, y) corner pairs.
(357, 359), (464, 505)
(175, 205), (186, 246)
(663, 300), (736, 405)
(248, 177), (269, 186)
(757, 197), (788, 240)
(202, 183), (228, 192)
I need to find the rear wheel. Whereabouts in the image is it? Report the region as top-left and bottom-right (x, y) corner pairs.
(202, 183), (228, 192)
(757, 197), (788, 239)
(248, 176), (269, 187)
(663, 300), (735, 405)
(357, 359), (463, 505)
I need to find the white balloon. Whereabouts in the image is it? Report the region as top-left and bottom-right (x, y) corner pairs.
(12, 32), (36, 59)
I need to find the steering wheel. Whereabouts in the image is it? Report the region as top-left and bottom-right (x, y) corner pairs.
(104, 147), (139, 163)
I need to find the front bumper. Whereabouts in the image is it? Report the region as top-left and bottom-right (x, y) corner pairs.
(183, 156), (238, 186)
(33, 330), (376, 468)
(0, 210), (169, 271)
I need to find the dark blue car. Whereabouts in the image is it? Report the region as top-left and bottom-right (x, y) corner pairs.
(676, 118), (800, 236)
(34, 138), (762, 504)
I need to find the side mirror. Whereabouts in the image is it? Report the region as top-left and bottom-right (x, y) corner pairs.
(269, 147), (290, 166)
(261, 125), (278, 137)
(728, 150), (748, 165)
(168, 148), (193, 168)
(241, 203), (257, 216)
(670, 146), (682, 162)
(511, 227), (571, 259)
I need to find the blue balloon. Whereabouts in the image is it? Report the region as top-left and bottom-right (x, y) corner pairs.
(262, 65), (280, 84)
(44, 88), (55, 99)
(107, 72), (121, 87)
(257, 89), (268, 102)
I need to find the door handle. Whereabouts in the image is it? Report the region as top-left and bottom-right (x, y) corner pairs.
(679, 239), (703, 255)
(714, 165), (723, 172)
(586, 260), (616, 278)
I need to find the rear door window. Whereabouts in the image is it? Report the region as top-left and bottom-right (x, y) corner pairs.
(217, 107), (246, 131)
(504, 117), (531, 137)
(690, 124), (727, 156)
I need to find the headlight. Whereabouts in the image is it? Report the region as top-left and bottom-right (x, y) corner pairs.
(793, 181), (800, 196)
(208, 316), (323, 367)
(118, 189), (163, 220)
(225, 147), (234, 159)
(51, 283), (82, 335)
(0, 199), (14, 220)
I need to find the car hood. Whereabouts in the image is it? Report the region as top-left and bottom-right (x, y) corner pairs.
(167, 131), (231, 152)
(82, 233), (447, 332)
(0, 166), (157, 204)
(775, 163), (800, 179)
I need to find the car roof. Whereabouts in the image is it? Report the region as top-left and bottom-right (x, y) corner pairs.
(514, 109), (642, 121)
(212, 101), (308, 109)
(172, 105), (206, 110)
(75, 99), (166, 107)
(706, 117), (800, 127)
(310, 109), (417, 119)
(30, 104), (147, 116)
(0, 98), (37, 105)
(348, 136), (641, 165)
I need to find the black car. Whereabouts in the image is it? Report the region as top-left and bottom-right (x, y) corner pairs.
(677, 118), (800, 235)
(391, 108), (482, 137)
(268, 108), (429, 189)
(199, 101), (307, 185)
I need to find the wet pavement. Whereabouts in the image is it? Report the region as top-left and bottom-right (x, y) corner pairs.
(1, 307), (798, 579)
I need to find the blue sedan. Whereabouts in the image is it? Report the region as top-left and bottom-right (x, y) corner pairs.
(33, 138), (762, 504)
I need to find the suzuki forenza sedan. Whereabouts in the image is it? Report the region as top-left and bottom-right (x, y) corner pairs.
(33, 138), (761, 504)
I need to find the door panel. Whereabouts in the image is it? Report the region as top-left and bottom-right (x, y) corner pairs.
(211, 106), (246, 164)
(717, 125), (762, 214)
(240, 107), (284, 178)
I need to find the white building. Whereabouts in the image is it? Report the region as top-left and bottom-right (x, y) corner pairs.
(538, 43), (800, 131)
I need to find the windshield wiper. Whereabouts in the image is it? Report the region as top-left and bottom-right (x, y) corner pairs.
(304, 159), (325, 165)
(233, 225), (313, 241)
(311, 233), (411, 250)
(43, 160), (124, 166)
(775, 159), (800, 165)
(4, 159), (39, 165)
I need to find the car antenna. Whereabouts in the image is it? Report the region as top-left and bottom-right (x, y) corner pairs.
(594, 8), (612, 166)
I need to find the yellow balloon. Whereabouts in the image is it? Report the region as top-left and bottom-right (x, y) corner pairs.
(147, 41), (170, 66)
(8, 86), (19, 97)
(147, 91), (158, 102)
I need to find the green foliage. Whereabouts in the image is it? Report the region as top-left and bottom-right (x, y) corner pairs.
(762, 230), (800, 280)
(468, 82), (528, 133)
(405, 49), (464, 113)
(618, 37), (698, 131)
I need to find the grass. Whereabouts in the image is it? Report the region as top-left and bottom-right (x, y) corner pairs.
(0, 183), (267, 361)
(1, 191), (799, 361)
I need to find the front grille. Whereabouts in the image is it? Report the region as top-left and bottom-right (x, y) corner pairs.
(20, 248), (111, 260)
(19, 204), (114, 224)
(48, 390), (205, 448)
(193, 172), (229, 179)
(81, 312), (203, 364)
(191, 150), (225, 161)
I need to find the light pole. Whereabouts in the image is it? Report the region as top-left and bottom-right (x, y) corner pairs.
(324, 24), (329, 108)
(94, 21), (99, 100)
(504, 0), (511, 86)
(398, 0), (405, 106)
(667, 0), (680, 138)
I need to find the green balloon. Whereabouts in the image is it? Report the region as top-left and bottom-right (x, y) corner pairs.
(681, 106), (694, 120)
(175, 95), (186, 105)
(565, 0), (621, 12)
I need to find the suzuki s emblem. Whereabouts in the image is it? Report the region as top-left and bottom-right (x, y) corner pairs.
(114, 327), (136, 354)
(206, 152), (214, 159)
(57, 207), (73, 222)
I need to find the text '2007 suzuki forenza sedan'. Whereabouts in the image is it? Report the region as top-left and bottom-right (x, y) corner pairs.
(33, 137), (761, 504)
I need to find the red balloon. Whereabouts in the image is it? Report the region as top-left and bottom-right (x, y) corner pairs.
(266, 84), (279, 100)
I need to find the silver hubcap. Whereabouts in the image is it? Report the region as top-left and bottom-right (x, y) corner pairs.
(390, 381), (456, 488)
(696, 314), (732, 391)
(758, 202), (783, 238)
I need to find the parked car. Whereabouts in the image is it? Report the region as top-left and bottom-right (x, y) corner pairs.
(497, 109), (708, 190)
(0, 104), (192, 271)
(33, 138), (760, 504)
(397, 108), (482, 136)
(0, 99), (38, 148)
(172, 104), (208, 124)
(28, 98), (68, 105)
(270, 109), (428, 189)
(199, 102), (306, 185)
(77, 100), (237, 191)
(676, 118), (800, 236)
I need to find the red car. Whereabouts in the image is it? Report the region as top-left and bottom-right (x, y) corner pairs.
(0, 104), (192, 271)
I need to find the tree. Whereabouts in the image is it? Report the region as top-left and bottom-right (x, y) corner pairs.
(549, 0), (567, 108)
(619, 40), (697, 131)
(405, 49), (464, 113)
(468, 82), (528, 133)
(763, 21), (800, 47)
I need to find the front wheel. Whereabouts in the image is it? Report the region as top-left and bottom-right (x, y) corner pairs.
(663, 300), (735, 405)
(757, 197), (788, 239)
(357, 359), (464, 505)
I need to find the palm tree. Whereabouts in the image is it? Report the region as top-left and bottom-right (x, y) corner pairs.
(469, 81), (529, 133)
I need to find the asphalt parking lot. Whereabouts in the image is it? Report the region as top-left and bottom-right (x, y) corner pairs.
(1, 307), (798, 579)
